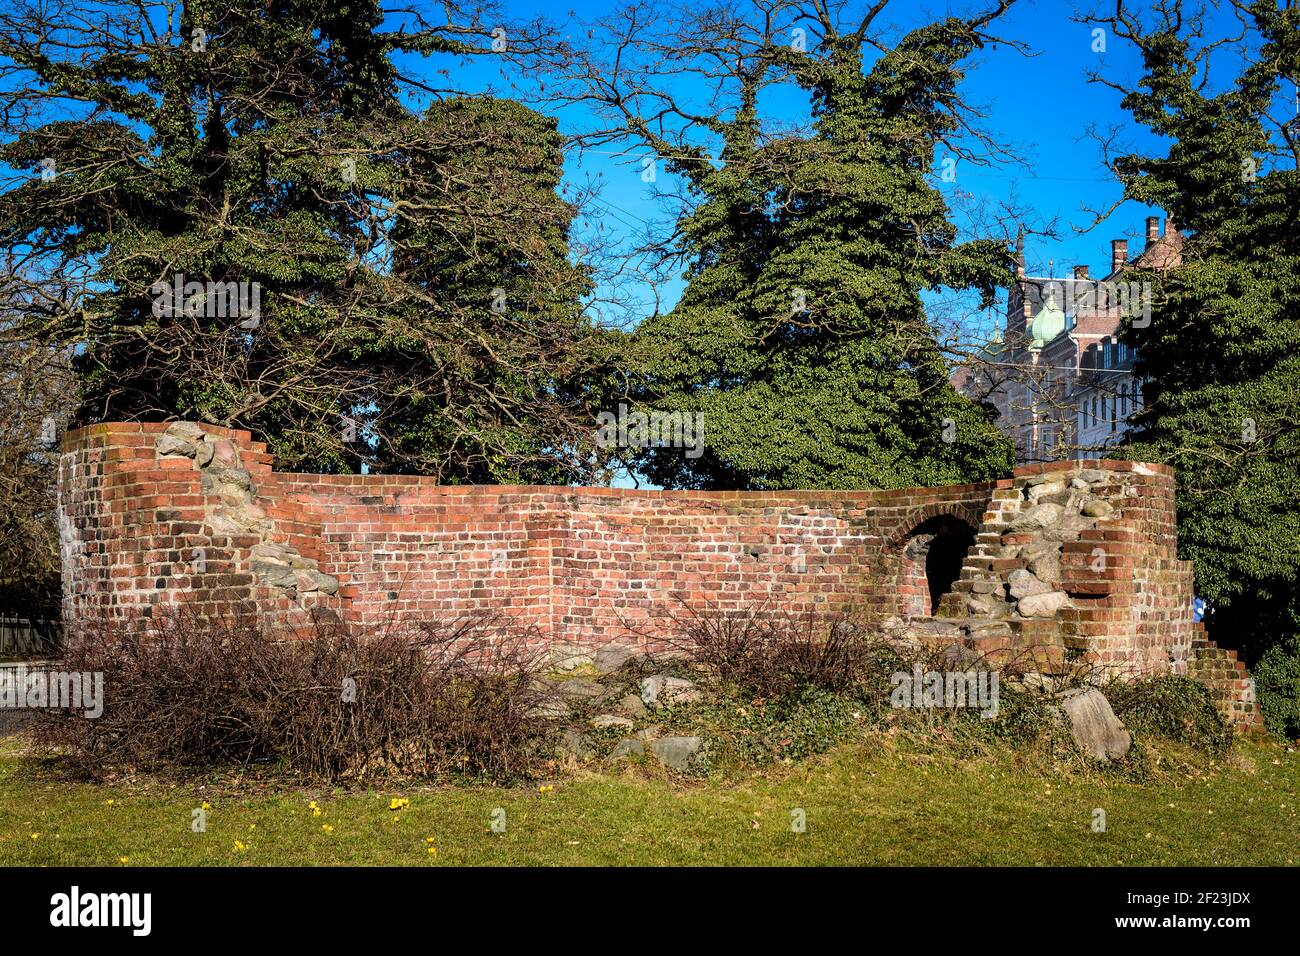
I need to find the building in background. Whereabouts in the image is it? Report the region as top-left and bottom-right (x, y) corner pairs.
(953, 215), (1183, 464)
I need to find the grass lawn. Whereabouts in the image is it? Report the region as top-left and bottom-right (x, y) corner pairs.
(1, 735), (1297, 866)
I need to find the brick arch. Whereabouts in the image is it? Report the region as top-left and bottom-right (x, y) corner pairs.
(883, 502), (984, 550)
(887, 506), (982, 618)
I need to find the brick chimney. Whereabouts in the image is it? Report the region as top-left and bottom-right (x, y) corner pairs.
(1145, 216), (1160, 248)
(1074, 265), (1090, 280)
(1111, 239), (1128, 274)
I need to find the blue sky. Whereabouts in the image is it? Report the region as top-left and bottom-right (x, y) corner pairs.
(393, 0), (1249, 342)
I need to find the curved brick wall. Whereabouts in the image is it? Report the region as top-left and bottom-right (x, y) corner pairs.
(57, 422), (1260, 730)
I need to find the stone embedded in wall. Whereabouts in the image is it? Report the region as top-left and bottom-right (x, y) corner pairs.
(1018, 590), (1070, 617)
(1080, 497), (1114, 518)
(1006, 503), (1062, 534)
(939, 463), (1132, 627)
(1008, 569), (1051, 600)
(154, 421), (335, 599)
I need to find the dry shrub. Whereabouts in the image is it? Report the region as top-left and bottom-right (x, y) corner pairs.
(31, 608), (554, 783)
(665, 599), (899, 699)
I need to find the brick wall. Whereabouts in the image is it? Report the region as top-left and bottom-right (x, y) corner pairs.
(57, 422), (1260, 730)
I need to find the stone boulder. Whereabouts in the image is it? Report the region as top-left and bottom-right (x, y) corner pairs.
(558, 728), (593, 759)
(250, 560), (297, 589)
(527, 697), (570, 721)
(649, 736), (702, 771)
(616, 694), (648, 718)
(309, 571), (339, 596)
(555, 678), (604, 700)
(549, 643), (594, 671)
(591, 714), (635, 730)
(1007, 503), (1063, 534)
(608, 738), (645, 760)
(639, 675), (703, 708)
(936, 643), (986, 671)
(201, 466), (253, 495)
(1080, 497), (1115, 518)
(1017, 590), (1070, 617)
(209, 438), (239, 468)
(1027, 480), (1067, 503)
(156, 433), (197, 457)
(1027, 551), (1062, 586)
(165, 421), (206, 443)
(594, 643), (637, 674)
(1054, 687), (1131, 761)
(1008, 569), (1052, 600)
(156, 421), (206, 457)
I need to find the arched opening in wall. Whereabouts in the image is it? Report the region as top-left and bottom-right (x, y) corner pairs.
(899, 515), (977, 617)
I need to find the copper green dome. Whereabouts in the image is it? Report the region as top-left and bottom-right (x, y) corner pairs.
(1030, 291), (1066, 348)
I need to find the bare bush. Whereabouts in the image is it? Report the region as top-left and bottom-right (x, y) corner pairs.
(31, 608), (555, 783)
(664, 599), (901, 700)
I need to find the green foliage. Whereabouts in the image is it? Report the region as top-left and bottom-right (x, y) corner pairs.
(673, 685), (865, 772)
(0, 1), (602, 482)
(1106, 1), (1300, 654)
(1253, 636), (1300, 740)
(1104, 677), (1232, 754)
(629, 15), (1015, 490)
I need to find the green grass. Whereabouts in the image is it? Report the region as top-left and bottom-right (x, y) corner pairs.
(2, 736), (1297, 866)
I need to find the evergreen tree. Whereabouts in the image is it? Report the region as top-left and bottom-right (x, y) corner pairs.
(1091, 0), (1300, 661)
(0, 0), (601, 481)
(626, 7), (1017, 489)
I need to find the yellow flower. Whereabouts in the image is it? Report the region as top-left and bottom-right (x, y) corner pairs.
(427, 846), (437, 856)
(118, 856), (129, 864)
(538, 785), (554, 794)
(104, 799), (115, 806)
(321, 824), (334, 833)
(233, 841), (247, 852)
(312, 807), (322, 817)
(30, 833), (39, 841)
(389, 797), (411, 811)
